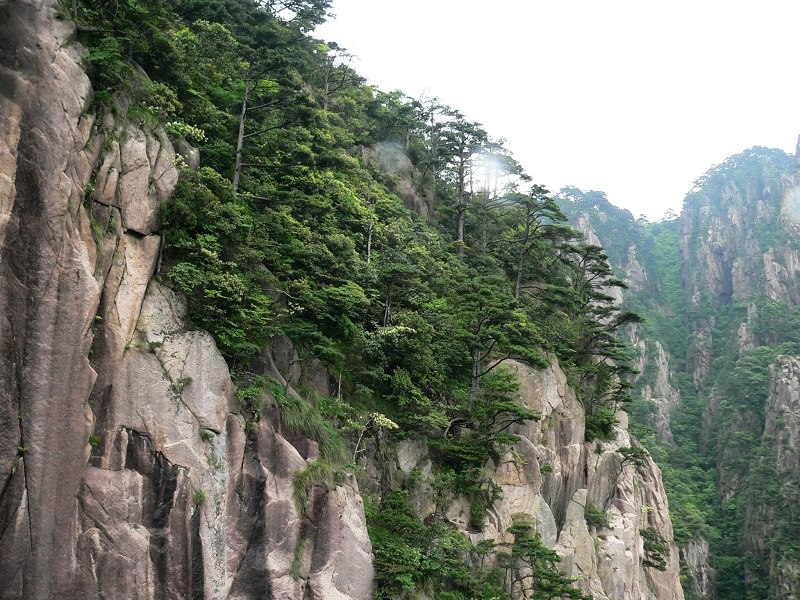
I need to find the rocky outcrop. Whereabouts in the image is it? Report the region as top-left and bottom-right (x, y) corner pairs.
(679, 148), (799, 380)
(574, 215), (624, 304)
(681, 539), (716, 600)
(741, 356), (800, 599)
(394, 360), (685, 600)
(0, 3), (373, 598)
(689, 320), (714, 393)
(625, 245), (648, 293)
(366, 142), (430, 219)
(632, 336), (681, 443)
(676, 147), (800, 599)
(560, 139), (800, 600)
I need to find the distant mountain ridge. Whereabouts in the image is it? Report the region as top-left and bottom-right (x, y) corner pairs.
(558, 143), (800, 600)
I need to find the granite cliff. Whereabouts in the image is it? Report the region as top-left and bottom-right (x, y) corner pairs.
(0, 3), (371, 597)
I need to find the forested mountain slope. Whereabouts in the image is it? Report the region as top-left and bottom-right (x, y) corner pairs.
(0, 0), (697, 598)
(561, 145), (800, 600)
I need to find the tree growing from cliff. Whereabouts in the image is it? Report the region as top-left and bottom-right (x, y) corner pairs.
(497, 521), (592, 599)
(451, 273), (544, 409)
(556, 242), (642, 439)
(499, 185), (574, 300)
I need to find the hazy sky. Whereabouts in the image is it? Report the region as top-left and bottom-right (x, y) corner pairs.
(316, 1), (800, 220)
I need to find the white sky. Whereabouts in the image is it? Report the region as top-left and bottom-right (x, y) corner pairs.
(315, 1), (800, 221)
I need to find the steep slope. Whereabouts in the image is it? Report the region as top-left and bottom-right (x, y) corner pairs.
(742, 355), (800, 600)
(679, 146), (800, 600)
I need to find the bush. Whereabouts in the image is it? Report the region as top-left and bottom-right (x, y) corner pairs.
(585, 503), (608, 529)
(641, 527), (669, 571)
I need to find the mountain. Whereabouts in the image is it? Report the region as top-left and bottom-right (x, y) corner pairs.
(560, 145), (800, 599)
(12, 1), (799, 599)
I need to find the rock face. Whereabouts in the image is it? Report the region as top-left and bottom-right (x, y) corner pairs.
(575, 148), (800, 600)
(632, 336), (681, 444)
(679, 148), (800, 391)
(677, 147), (800, 599)
(681, 539), (716, 600)
(393, 360), (685, 600)
(0, 3), (372, 599)
(562, 199), (713, 598)
(366, 142), (430, 219)
(0, 2), (100, 596)
(741, 356), (800, 599)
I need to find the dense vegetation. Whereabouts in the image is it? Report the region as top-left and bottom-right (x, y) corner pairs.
(70, 0), (641, 597)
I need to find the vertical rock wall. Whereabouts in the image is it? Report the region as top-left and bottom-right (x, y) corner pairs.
(632, 336), (681, 444)
(741, 356), (800, 599)
(681, 539), (716, 600)
(680, 148), (800, 599)
(0, 2), (373, 598)
(0, 1), (100, 595)
(679, 148), (800, 393)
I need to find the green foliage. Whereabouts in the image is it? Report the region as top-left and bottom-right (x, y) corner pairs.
(163, 167), (276, 359)
(290, 537), (308, 580)
(73, 0), (638, 455)
(685, 147), (793, 215)
(235, 374), (347, 462)
(585, 405), (618, 441)
(293, 459), (335, 518)
(235, 374), (274, 415)
(367, 490), (507, 599)
(584, 503), (609, 529)
(429, 367), (537, 530)
(618, 445), (649, 470)
(640, 527), (669, 571)
(497, 521), (591, 599)
(557, 187), (641, 269)
(351, 411), (398, 462)
(69, 2), (660, 593)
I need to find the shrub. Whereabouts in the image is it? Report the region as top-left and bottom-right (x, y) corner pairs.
(585, 503), (608, 529)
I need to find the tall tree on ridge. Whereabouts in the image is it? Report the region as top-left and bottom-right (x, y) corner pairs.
(439, 111), (487, 255)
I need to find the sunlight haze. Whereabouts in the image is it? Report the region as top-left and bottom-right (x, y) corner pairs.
(316, 1), (800, 220)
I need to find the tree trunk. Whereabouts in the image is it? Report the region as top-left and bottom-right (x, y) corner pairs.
(366, 218), (374, 265)
(366, 197), (375, 265)
(323, 61), (331, 110)
(457, 156), (466, 256)
(383, 287), (392, 326)
(514, 249), (525, 299)
(470, 347), (481, 410)
(232, 81), (250, 195)
(457, 205), (466, 257)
